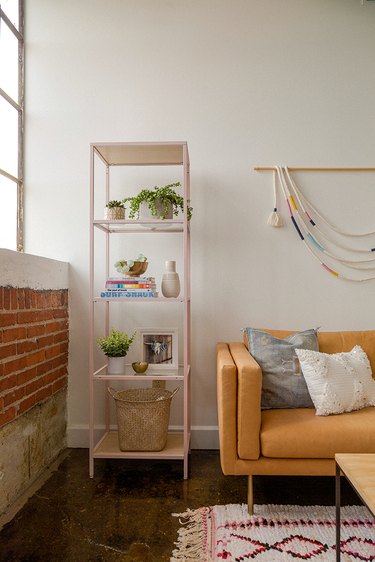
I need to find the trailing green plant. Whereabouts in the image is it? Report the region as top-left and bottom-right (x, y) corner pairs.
(106, 200), (125, 209)
(123, 182), (192, 220)
(97, 328), (136, 357)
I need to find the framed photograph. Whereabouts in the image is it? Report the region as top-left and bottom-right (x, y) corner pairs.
(138, 328), (178, 372)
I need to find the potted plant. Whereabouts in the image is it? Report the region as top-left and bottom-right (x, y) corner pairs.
(122, 182), (192, 221)
(104, 200), (125, 221)
(97, 328), (136, 374)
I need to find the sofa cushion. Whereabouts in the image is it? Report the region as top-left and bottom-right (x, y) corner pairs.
(296, 345), (375, 416)
(258, 407), (375, 459)
(244, 327), (318, 409)
(243, 330), (375, 375)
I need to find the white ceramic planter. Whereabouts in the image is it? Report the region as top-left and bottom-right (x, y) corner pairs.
(107, 356), (126, 374)
(140, 200), (173, 220)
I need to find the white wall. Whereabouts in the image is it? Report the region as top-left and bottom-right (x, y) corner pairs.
(25, 0), (375, 448)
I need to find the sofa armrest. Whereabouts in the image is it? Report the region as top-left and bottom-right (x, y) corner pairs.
(217, 342), (238, 473)
(228, 342), (262, 460)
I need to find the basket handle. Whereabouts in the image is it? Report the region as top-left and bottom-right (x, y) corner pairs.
(108, 387), (117, 399)
(170, 387), (179, 399)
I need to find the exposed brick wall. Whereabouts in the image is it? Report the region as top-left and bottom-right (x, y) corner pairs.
(0, 287), (69, 428)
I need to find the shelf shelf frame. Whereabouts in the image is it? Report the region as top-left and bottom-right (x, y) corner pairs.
(88, 141), (191, 480)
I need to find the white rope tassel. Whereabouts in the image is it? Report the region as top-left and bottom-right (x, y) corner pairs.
(268, 169), (284, 227)
(268, 210), (284, 227)
(171, 508), (212, 561)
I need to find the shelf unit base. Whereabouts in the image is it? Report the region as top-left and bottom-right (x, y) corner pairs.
(93, 430), (186, 460)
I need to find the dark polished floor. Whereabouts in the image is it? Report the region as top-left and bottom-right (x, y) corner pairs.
(0, 449), (361, 561)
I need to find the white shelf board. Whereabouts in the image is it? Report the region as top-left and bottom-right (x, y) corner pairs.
(93, 374), (184, 381)
(93, 431), (185, 459)
(93, 219), (185, 234)
(92, 142), (188, 166)
(94, 296), (185, 302)
(92, 364), (190, 380)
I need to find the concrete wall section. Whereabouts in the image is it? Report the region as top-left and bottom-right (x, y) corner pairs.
(0, 250), (69, 516)
(0, 389), (67, 516)
(0, 249), (69, 290)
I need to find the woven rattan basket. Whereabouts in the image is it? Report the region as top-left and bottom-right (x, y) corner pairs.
(108, 387), (178, 451)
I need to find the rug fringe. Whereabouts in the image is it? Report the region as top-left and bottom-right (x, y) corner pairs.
(171, 507), (212, 561)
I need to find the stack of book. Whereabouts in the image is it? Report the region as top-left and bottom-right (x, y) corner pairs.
(100, 276), (158, 298)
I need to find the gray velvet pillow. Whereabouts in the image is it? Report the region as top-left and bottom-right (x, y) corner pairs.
(244, 327), (318, 409)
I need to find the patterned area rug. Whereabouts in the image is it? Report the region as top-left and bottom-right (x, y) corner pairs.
(171, 504), (375, 561)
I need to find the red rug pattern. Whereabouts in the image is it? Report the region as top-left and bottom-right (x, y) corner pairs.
(172, 504), (375, 561)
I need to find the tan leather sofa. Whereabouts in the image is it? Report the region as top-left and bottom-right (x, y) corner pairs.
(216, 330), (375, 513)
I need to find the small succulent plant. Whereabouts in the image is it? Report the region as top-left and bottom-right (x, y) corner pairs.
(106, 200), (125, 209)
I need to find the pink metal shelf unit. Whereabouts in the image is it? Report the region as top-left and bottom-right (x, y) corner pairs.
(88, 141), (191, 479)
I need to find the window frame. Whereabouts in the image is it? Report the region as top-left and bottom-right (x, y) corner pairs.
(0, 0), (25, 252)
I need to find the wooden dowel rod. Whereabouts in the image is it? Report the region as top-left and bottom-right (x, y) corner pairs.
(254, 167), (375, 172)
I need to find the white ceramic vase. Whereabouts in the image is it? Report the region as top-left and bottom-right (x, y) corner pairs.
(161, 260), (180, 298)
(107, 356), (126, 375)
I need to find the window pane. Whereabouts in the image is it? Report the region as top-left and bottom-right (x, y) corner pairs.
(0, 96), (18, 176)
(0, 0), (22, 252)
(0, 175), (17, 250)
(1, 0), (19, 30)
(0, 13), (19, 101)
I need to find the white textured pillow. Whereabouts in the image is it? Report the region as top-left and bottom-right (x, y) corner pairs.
(295, 345), (375, 416)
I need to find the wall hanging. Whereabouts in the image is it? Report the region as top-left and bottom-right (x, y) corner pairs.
(255, 166), (375, 282)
